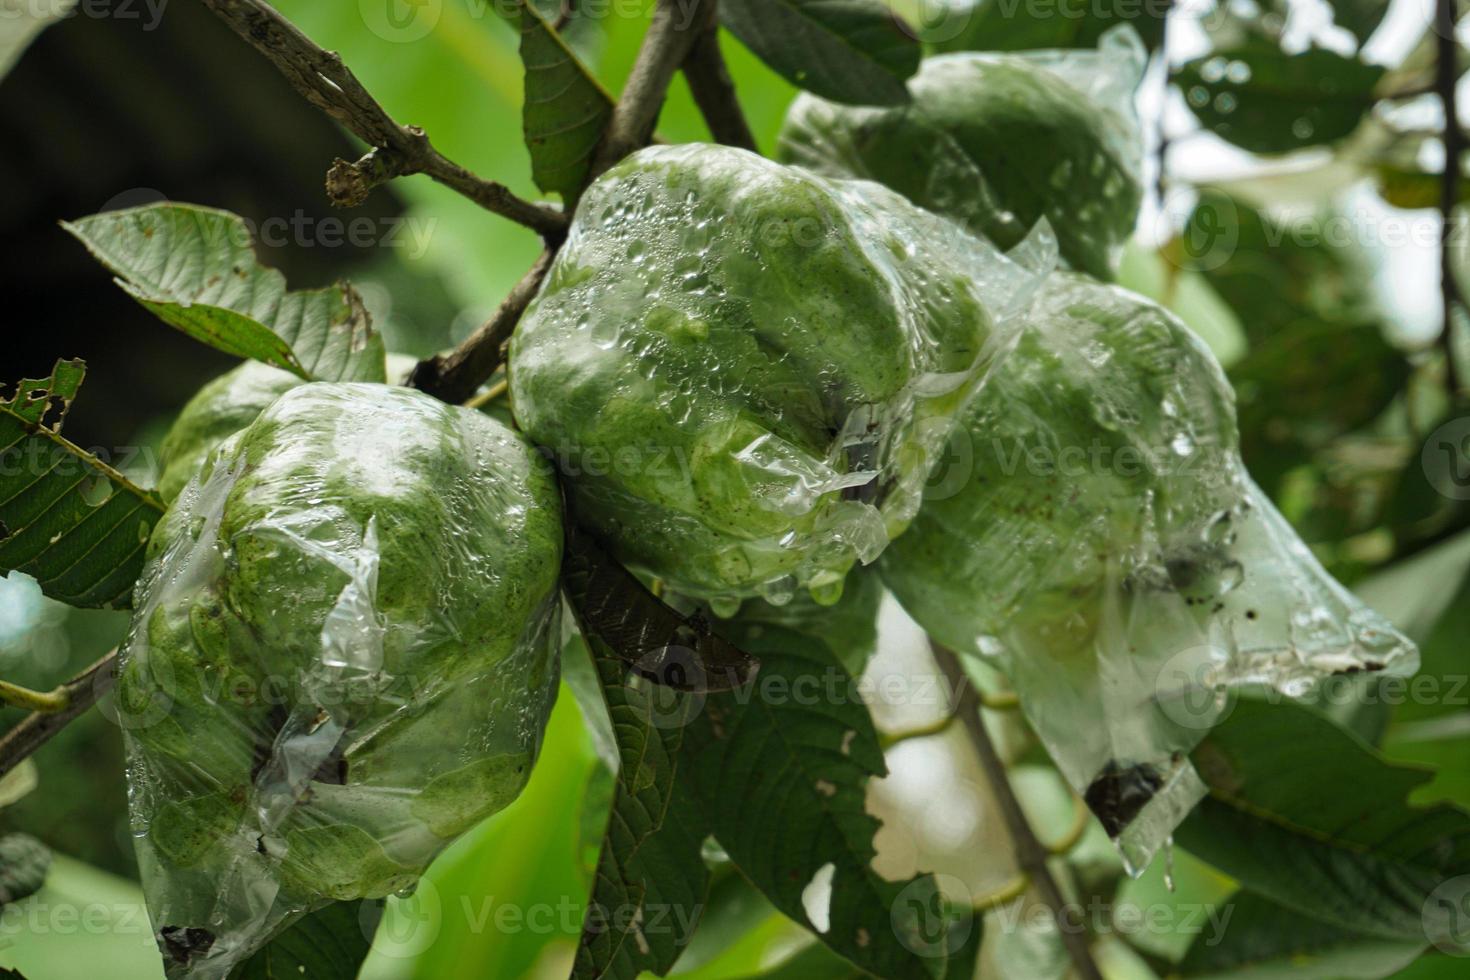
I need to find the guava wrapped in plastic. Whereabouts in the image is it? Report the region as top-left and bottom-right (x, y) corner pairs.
(777, 27), (1145, 280)
(119, 382), (563, 977)
(156, 355), (417, 502)
(510, 143), (1051, 607)
(880, 274), (1417, 870)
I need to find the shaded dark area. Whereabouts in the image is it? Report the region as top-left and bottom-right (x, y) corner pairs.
(1, 0), (404, 453)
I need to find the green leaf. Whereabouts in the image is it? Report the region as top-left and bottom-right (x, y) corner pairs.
(719, 0), (919, 106)
(1175, 42), (1384, 154)
(230, 901), (380, 980)
(0, 360), (165, 609)
(680, 619), (974, 979)
(729, 940), (868, 977)
(1329, 0), (1392, 48)
(930, 0), (1165, 54)
(62, 204), (387, 383)
(1176, 698), (1470, 950)
(728, 565), (882, 678)
(0, 833), (51, 906)
(503, 0), (614, 199)
(1179, 890), (1425, 978)
(566, 620), (710, 979)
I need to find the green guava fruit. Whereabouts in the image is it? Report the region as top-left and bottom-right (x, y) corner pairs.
(120, 381), (563, 961)
(777, 50), (1142, 280)
(155, 354), (418, 502)
(510, 143), (1042, 606)
(878, 273), (1415, 868)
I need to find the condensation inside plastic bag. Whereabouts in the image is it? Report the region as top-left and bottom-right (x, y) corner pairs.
(880, 275), (1417, 873)
(510, 143), (1055, 606)
(118, 383), (563, 977)
(776, 26), (1146, 280)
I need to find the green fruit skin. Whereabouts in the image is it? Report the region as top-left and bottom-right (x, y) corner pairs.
(511, 143), (1015, 603)
(155, 354), (418, 503)
(122, 382), (563, 905)
(879, 273), (1239, 654)
(777, 54), (1141, 281)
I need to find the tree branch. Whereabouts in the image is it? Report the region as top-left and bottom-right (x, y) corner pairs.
(410, 249), (557, 404)
(681, 5), (757, 152)
(930, 641), (1105, 980)
(0, 653), (117, 782)
(591, 0), (711, 177)
(200, 0), (567, 238)
(1437, 0), (1463, 397)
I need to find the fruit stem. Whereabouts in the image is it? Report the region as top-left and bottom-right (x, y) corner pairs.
(0, 680), (69, 714)
(0, 652), (116, 780)
(930, 640), (1105, 980)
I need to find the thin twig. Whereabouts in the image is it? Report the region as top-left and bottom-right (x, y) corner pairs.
(591, 0), (710, 177)
(410, 250), (557, 405)
(0, 679), (71, 714)
(1437, 0), (1463, 397)
(200, 0), (567, 238)
(0, 653), (117, 781)
(682, 4), (757, 152)
(930, 641), (1105, 980)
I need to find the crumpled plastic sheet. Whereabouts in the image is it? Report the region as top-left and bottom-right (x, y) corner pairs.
(511, 143), (1055, 607)
(880, 275), (1418, 872)
(118, 383), (563, 977)
(776, 26), (1146, 281)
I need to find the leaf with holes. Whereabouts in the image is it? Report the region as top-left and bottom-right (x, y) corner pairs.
(502, 0), (614, 199)
(1177, 697), (1470, 952)
(719, 0), (919, 106)
(565, 619), (710, 979)
(62, 204), (387, 383)
(679, 618), (976, 979)
(0, 359), (165, 609)
(230, 901), (381, 980)
(1175, 42), (1384, 154)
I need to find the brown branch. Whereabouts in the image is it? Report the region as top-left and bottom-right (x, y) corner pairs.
(200, 0), (567, 238)
(410, 249), (557, 404)
(682, 6), (757, 152)
(1438, 0), (1463, 398)
(0, 652), (117, 782)
(591, 0), (710, 177)
(930, 641), (1105, 980)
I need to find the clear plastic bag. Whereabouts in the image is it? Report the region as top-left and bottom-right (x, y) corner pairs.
(118, 382), (563, 977)
(777, 26), (1146, 281)
(510, 143), (1054, 608)
(880, 274), (1417, 872)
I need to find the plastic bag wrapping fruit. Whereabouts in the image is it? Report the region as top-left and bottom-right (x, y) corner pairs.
(118, 383), (564, 978)
(510, 143), (1055, 609)
(880, 275), (1417, 872)
(776, 26), (1146, 281)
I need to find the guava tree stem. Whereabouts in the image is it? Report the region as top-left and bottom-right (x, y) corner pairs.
(929, 641), (1106, 980)
(591, 0), (711, 178)
(199, 0), (567, 238)
(0, 652), (117, 781)
(682, 4), (758, 153)
(0, 680), (70, 714)
(1437, 0), (1463, 397)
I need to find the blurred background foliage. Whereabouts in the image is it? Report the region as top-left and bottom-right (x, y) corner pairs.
(1, 0), (1469, 976)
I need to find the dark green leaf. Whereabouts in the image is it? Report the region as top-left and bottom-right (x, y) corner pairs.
(230, 901), (381, 980)
(719, 0), (919, 106)
(1175, 43), (1384, 154)
(930, 0), (1165, 54)
(680, 619), (974, 979)
(1329, 0), (1392, 47)
(728, 565), (882, 678)
(561, 523), (757, 693)
(63, 204), (387, 383)
(1179, 890), (1425, 977)
(503, 0), (614, 199)
(0, 360), (165, 609)
(0, 833), (50, 906)
(1177, 698), (1470, 950)
(566, 619), (710, 979)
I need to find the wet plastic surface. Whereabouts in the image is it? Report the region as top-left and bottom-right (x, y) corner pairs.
(511, 143), (1053, 607)
(120, 383), (563, 977)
